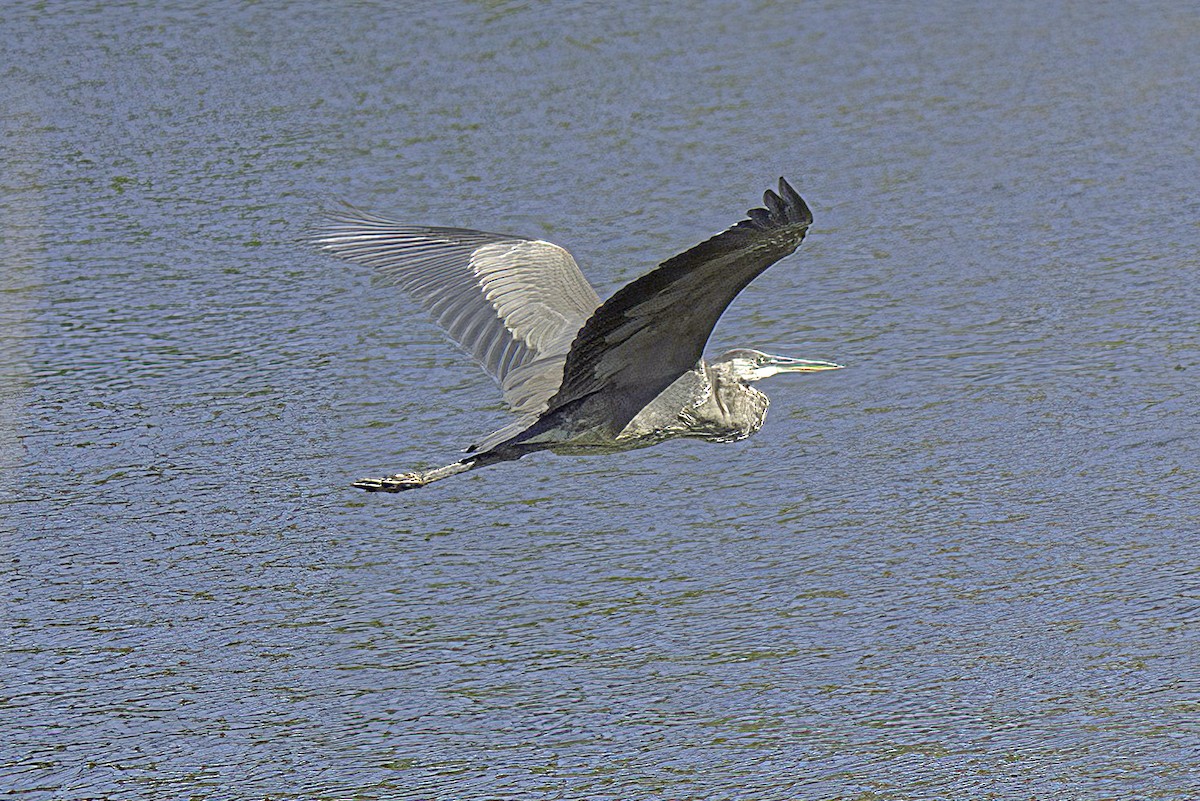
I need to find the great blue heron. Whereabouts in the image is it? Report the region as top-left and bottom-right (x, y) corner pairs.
(316, 178), (843, 492)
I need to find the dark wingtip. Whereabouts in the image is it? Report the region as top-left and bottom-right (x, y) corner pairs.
(744, 177), (812, 230)
(747, 207), (773, 227)
(778, 177), (798, 203)
(763, 187), (786, 219)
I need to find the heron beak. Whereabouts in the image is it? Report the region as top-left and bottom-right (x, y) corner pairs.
(769, 356), (845, 373)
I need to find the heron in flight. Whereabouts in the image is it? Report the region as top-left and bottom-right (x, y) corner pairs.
(316, 178), (843, 492)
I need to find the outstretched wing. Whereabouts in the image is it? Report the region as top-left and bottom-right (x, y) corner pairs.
(315, 208), (602, 415)
(546, 178), (813, 428)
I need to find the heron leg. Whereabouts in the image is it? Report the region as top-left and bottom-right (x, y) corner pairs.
(351, 449), (519, 492)
(352, 471), (431, 492)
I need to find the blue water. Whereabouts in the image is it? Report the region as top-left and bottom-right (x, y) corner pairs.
(3, 2), (1198, 798)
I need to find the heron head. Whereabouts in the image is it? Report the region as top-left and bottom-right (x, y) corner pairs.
(716, 348), (844, 384)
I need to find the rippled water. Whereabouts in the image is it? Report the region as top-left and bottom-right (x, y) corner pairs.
(3, 2), (1198, 798)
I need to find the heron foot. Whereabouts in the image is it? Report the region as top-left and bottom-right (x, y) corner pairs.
(352, 472), (427, 492)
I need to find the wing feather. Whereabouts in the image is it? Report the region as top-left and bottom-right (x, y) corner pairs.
(315, 208), (601, 415)
(546, 178), (813, 428)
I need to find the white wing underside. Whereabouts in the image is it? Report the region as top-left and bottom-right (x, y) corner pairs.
(315, 209), (602, 419)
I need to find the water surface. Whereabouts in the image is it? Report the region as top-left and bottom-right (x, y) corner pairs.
(3, 2), (1198, 798)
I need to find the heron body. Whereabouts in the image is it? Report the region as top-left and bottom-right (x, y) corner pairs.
(315, 178), (843, 492)
(528, 353), (771, 455)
